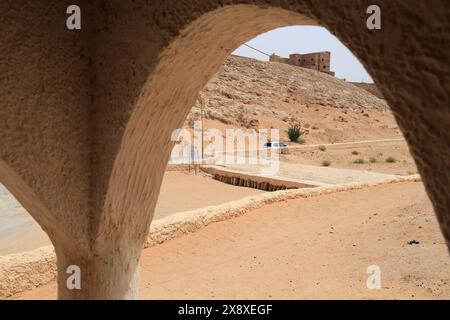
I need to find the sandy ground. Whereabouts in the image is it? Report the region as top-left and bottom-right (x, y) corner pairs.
(15, 181), (450, 300)
(0, 172), (263, 256)
(281, 140), (418, 175)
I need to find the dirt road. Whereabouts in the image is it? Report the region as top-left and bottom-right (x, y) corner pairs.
(0, 172), (263, 255)
(15, 181), (450, 299)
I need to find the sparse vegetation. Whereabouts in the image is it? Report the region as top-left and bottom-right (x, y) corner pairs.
(351, 150), (359, 155)
(354, 158), (365, 164)
(286, 125), (302, 143)
(322, 160), (331, 167)
(318, 145), (327, 152)
(369, 157), (377, 163)
(385, 156), (396, 163)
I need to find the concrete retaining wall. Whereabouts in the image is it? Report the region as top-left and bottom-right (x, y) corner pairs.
(0, 175), (420, 298)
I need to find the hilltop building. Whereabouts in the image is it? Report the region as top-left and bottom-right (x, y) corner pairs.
(269, 54), (289, 64)
(270, 51), (335, 76)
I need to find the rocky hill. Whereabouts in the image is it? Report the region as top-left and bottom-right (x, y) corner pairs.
(185, 55), (401, 143)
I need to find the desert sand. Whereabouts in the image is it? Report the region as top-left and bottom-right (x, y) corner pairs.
(0, 171), (263, 256)
(2, 54), (448, 300)
(14, 181), (450, 300)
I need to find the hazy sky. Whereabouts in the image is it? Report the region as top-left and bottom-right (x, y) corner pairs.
(233, 26), (373, 83)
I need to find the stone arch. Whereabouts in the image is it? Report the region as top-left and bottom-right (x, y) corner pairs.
(0, 0), (448, 299)
(106, 1), (449, 297)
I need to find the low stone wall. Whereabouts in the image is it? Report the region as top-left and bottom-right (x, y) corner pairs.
(145, 174), (420, 247)
(0, 174), (421, 298)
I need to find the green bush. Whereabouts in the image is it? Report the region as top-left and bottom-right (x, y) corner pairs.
(286, 125), (302, 142)
(322, 160), (331, 167)
(351, 150), (359, 155)
(318, 145), (327, 152)
(385, 156), (396, 163)
(354, 158), (365, 164)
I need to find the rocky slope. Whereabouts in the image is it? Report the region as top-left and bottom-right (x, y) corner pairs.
(185, 55), (401, 144)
